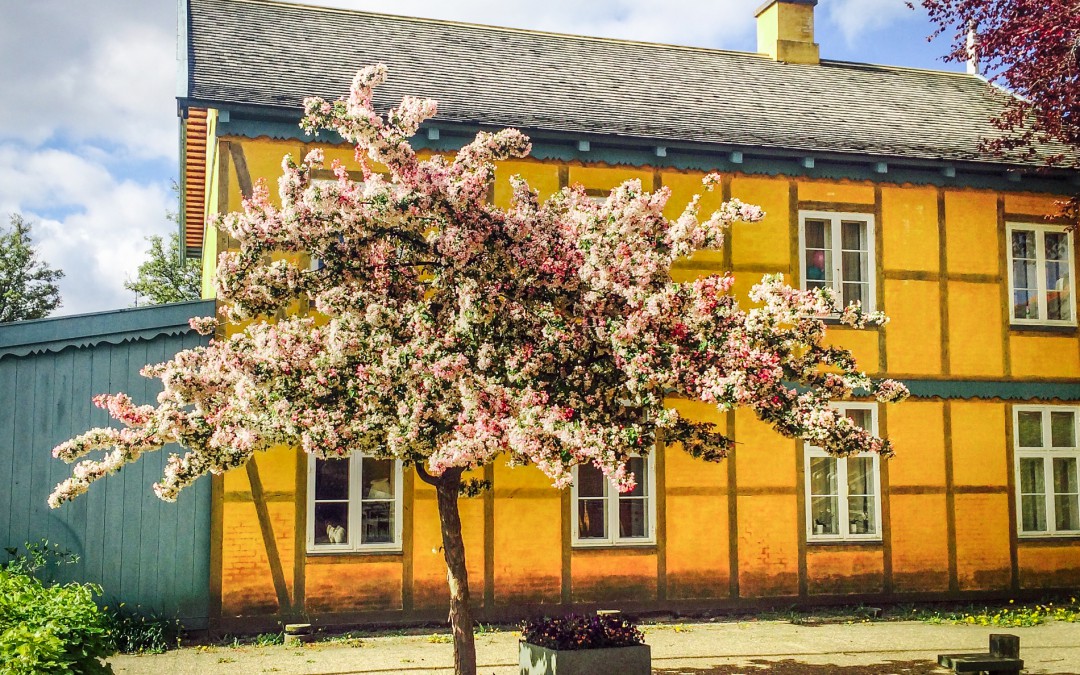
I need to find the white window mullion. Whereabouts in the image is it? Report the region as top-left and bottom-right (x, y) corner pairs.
(837, 457), (850, 538)
(1044, 452), (1056, 535)
(1035, 231), (1048, 322)
(831, 218), (843, 300)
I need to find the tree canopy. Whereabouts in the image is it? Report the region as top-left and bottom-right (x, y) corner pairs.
(124, 232), (202, 306)
(916, 1), (1080, 176)
(0, 214), (63, 323)
(48, 65), (907, 674)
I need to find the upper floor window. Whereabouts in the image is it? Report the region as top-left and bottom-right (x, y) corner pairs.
(799, 211), (876, 312)
(307, 454), (403, 553)
(1008, 223), (1075, 326)
(572, 454), (655, 547)
(1015, 406), (1080, 537)
(805, 403), (882, 542)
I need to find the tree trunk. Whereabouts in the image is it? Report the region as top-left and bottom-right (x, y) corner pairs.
(431, 467), (477, 675)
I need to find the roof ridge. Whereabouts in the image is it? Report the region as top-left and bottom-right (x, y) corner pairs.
(205, 0), (969, 78)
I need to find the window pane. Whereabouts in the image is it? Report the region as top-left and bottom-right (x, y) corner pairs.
(1053, 457), (1078, 494)
(361, 501), (394, 544)
(1013, 289), (1038, 320)
(844, 408), (872, 430)
(842, 282), (869, 307)
(1021, 495), (1047, 532)
(578, 499), (606, 538)
(1045, 232), (1069, 262)
(1046, 262), (1071, 321)
(577, 464), (606, 498)
(1054, 495), (1079, 531)
(1017, 411), (1044, 448)
(805, 250), (831, 283)
(314, 458), (350, 501)
(623, 457), (646, 497)
(314, 502), (349, 545)
(847, 457), (876, 496)
(619, 498), (648, 538)
(804, 220), (828, 249)
(809, 456), (837, 496)
(848, 495), (876, 535)
(1013, 259), (1037, 289)
(841, 221), (866, 251)
(1020, 457), (1045, 494)
(811, 496), (838, 535)
(841, 251), (868, 284)
(1051, 411), (1076, 448)
(1012, 230), (1036, 259)
(362, 458), (394, 498)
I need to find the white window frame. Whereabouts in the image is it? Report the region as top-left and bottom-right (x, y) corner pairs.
(804, 403), (883, 543)
(1014, 405), (1080, 538)
(1006, 222), (1077, 327)
(798, 211), (877, 312)
(571, 453), (657, 548)
(306, 454), (404, 554)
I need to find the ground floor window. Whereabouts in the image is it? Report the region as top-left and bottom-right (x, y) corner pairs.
(307, 454), (403, 553)
(805, 403), (882, 542)
(572, 454), (655, 547)
(1015, 406), (1080, 537)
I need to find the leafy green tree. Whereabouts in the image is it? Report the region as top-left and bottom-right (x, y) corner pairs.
(0, 214), (63, 323)
(124, 233), (202, 305)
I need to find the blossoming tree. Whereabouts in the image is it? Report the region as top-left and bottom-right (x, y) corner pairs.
(49, 66), (907, 675)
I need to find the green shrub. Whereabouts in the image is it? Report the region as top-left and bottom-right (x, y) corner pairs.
(106, 605), (182, 654)
(0, 568), (116, 674)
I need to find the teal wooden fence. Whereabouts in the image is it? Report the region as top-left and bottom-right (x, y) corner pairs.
(0, 301), (215, 628)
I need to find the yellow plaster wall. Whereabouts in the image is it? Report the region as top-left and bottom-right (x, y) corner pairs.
(884, 279), (942, 375)
(306, 559), (403, 613)
(568, 165), (654, 192)
(885, 401), (946, 487)
(491, 462), (562, 605)
(411, 489), (486, 609)
(729, 176), (792, 270)
(944, 190), (1000, 276)
(1005, 192), (1065, 217)
(798, 180), (875, 205)
(664, 170), (728, 268)
(1010, 335), (1080, 379)
(494, 160), (562, 208)
(947, 282), (1006, 377)
(954, 493), (1012, 591)
(805, 547), (884, 596)
(890, 493), (951, 592)
(737, 494), (799, 597)
(824, 327), (880, 376)
(1018, 545), (1080, 589)
(666, 494), (730, 599)
(881, 186), (939, 274)
(224, 137), (306, 208)
(734, 409), (797, 489)
(571, 549), (657, 603)
(950, 402), (1008, 487)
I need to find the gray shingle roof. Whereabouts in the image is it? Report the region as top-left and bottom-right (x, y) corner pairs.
(183, 0), (1046, 166)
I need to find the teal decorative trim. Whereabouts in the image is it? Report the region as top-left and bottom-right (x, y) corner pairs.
(210, 113), (1079, 196)
(0, 300), (216, 359)
(902, 379), (1080, 402)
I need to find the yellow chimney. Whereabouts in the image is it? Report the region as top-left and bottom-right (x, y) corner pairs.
(756, 0), (820, 65)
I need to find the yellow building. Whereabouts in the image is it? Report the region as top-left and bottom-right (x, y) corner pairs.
(178, 0), (1080, 630)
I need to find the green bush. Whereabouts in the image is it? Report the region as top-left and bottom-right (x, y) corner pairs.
(0, 568), (116, 674)
(106, 605), (182, 654)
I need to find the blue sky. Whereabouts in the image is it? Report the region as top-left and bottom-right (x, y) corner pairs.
(0, 0), (961, 315)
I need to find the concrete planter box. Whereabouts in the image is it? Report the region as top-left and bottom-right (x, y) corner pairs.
(519, 641), (651, 675)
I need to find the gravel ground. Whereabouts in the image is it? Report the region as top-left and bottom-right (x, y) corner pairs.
(109, 619), (1080, 674)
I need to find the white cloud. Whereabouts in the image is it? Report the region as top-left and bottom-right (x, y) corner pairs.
(0, 144), (174, 316)
(824, 0), (922, 46)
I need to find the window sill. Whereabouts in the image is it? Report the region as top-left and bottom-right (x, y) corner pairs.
(1009, 323), (1078, 335)
(806, 538), (883, 547)
(571, 541), (657, 552)
(306, 548), (404, 558)
(1017, 534), (1080, 543)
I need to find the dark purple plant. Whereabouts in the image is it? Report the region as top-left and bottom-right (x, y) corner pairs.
(520, 613), (645, 651)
